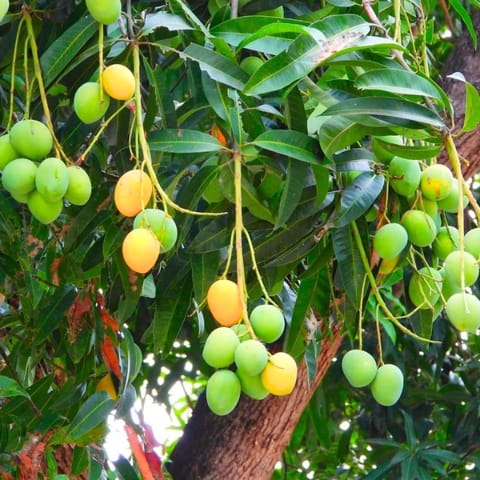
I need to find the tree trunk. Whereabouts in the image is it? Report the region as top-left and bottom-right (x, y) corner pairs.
(167, 323), (343, 480)
(440, 9), (480, 178)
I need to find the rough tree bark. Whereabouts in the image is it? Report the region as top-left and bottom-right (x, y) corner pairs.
(167, 323), (343, 480)
(440, 9), (480, 178)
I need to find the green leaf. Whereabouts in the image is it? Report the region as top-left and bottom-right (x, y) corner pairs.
(372, 137), (441, 160)
(191, 251), (221, 302)
(189, 217), (232, 254)
(286, 266), (330, 357)
(305, 332), (321, 386)
(147, 276), (193, 355)
(321, 97), (444, 129)
(332, 224), (366, 306)
(464, 81), (480, 132)
(241, 176), (275, 223)
(275, 161), (308, 227)
(449, 0), (477, 49)
(121, 329), (143, 386)
(182, 44), (249, 90)
(103, 219), (125, 259)
(210, 16), (306, 54)
(141, 275), (156, 299)
(236, 23), (326, 52)
(229, 89), (244, 146)
(114, 455), (140, 480)
(71, 446), (90, 476)
(334, 173), (385, 227)
(40, 17), (98, 88)
(355, 69), (444, 101)
(38, 284), (77, 339)
(67, 392), (115, 442)
(142, 11), (193, 34)
(286, 276), (314, 356)
(333, 148), (375, 171)
(318, 116), (370, 158)
(149, 128), (224, 153)
(252, 130), (321, 164)
(201, 73), (231, 121)
(244, 24), (369, 95)
(143, 59), (177, 129)
(0, 376), (29, 399)
(361, 461), (395, 480)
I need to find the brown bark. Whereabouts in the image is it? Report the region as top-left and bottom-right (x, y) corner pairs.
(440, 9), (480, 178)
(167, 323), (343, 480)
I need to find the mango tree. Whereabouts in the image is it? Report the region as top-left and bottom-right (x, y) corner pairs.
(0, 0), (479, 479)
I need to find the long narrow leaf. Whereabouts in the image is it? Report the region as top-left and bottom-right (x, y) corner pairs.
(355, 69), (444, 102)
(40, 17), (97, 88)
(321, 97), (444, 129)
(0, 376), (29, 399)
(334, 173), (385, 227)
(244, 26), (369, 95)
(252, 130), (321, 164)
(149, 128), (224, 153)
(67, 392), (115, 441)
(182, 43), (248, 90)
(332, 224), (366, 306)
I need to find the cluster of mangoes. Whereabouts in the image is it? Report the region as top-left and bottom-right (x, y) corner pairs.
(0, 120), (92, 223)
(113, 169), (178, 274)
(341, 349), (404, 406)
(342, 151), (480, 406)
(373, 159), (480, 333)
(203, 279), (297, 416)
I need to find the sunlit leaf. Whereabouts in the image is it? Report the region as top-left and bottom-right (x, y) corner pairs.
(243, 24), (369, 95)
(464, 81), (480, 132)
(210, 16), (306, 54)
(355, 69), (444, 102)
(142, 11), (193, 34)
(449, 0), (477, 49)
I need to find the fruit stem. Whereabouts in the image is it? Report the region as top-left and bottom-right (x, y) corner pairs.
(24, 11), (69, 162)
(242, 226), (278, 307)
(7, 17), (25, 130)
(375, 304), (384, 365)
(98, 24), (105, 103)
(221, 228), (236, 279)
(233, 148), (255, 339)
(460, 177), (480, 224)
(357, 274), (368, 351)
(231, 0), (239, 18)
(131, 44), (226, 217)
(78, 103), (129, 164)
(23, 35), (32, 119)
(444, 133), (466, 290)
(393, 0), (402, 44)
(351, 221), (440, 344)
